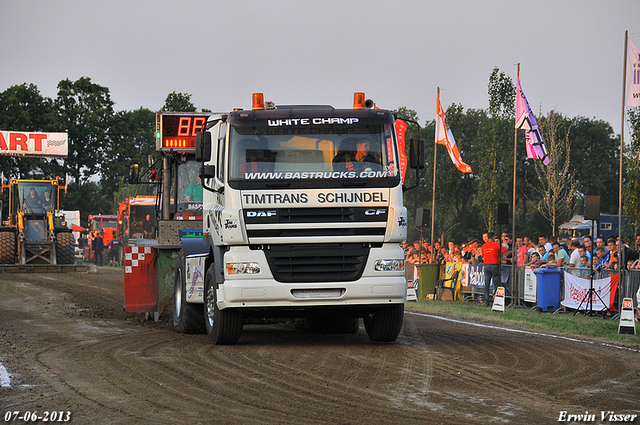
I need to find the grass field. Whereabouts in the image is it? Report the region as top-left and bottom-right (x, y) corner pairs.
(405, 299), (640, 349)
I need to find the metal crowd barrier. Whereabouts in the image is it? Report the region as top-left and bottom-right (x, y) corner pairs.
(513, 265), (637, 310)
(409, 262), (639, 310)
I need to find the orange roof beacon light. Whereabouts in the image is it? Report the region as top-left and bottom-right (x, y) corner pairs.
(353, 92), (366, 109)
(252, 93), (265, 110)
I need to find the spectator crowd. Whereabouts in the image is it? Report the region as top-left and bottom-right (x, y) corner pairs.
(402, 232), (640, 272)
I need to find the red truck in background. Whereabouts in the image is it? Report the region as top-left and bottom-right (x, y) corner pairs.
(86, 214), (118, 263)
(118, 195), (158, 242)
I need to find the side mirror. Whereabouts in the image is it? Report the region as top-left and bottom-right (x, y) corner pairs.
(201, 165), (215, 179)
(196, 131), (212, 162)
(129, 164), (140, 184)
(409, 138), (425, 169)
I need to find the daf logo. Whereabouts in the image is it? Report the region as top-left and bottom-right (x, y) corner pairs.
(247, 210), (277, 217)
(364, 208), (386, 216)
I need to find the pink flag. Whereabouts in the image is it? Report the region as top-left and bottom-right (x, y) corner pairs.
(515, 72), (549, 165)
(435, 91), (472, 173)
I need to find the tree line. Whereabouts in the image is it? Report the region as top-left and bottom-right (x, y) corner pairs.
(1, 73), (638, 243)
(398, 68), (640, 245)
(0, 77), (200, 225)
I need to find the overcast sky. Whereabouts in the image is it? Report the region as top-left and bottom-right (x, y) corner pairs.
(2, 0), (638, 139)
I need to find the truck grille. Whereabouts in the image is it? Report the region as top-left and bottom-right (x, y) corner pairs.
(244, 207), (388, 241)
(263, 244), (370, 283)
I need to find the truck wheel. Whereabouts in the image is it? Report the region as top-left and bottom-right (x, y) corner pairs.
(0, 231), (16, 264)
(363, 304), (404, 342)
(55, 232), (75, 265)
(173, 250), (205, 334)
(204, 265), (243, 345)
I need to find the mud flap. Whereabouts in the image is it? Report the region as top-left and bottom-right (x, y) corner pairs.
(124, 246), (158, 312)
(181, 230), (209, 303)
(185, 255), (207, 302)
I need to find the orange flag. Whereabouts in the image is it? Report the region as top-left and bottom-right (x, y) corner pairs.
(436, 90), (472, 173)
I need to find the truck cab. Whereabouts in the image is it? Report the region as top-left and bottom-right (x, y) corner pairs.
(184, 93), (412, 344)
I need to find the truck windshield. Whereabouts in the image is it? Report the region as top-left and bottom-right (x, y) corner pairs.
(92, 218), (118, 231)
(176, 160), (202, 212)
(18, 182), (57, 214)
(228, 123), (399, 186)
(558, 229), (571, 239)
(575, 228), (590, 238)
(129, 204), (157, 238)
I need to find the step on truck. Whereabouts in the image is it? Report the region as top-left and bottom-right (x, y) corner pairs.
(173, 92), (423, 344)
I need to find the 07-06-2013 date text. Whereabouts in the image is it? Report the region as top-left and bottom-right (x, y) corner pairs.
(4, 411), (71, 422)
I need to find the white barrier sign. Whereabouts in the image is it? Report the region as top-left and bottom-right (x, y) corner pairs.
(618, 298), (636, 335)
(0, 130), (68, 157)
(492, 286), (505, 312)
(561, 272), (612, 311)
(524, 267), (536, 303)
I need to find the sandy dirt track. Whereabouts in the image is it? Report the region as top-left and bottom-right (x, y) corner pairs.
(1, 269), (639, 424)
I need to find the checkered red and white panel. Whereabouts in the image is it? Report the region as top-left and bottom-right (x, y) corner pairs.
(124, 246), (153, 274)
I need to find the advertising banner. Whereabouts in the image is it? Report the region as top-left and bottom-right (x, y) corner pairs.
(0, 130), (68, 157)
(524, 267), (536, 303)
(561, 271), (618, 311)
(466, 264), (509, 288)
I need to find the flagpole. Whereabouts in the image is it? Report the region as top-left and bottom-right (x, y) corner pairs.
(618, 31), (628, 302)
(510, 64), (520, 306)
(430, 88), (439, 263)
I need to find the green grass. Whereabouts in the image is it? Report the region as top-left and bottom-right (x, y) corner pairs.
(405, 300), (640, 349)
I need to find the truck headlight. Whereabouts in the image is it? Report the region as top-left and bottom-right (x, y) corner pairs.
(226, 262), (261, 275)
(374, 259), (404, 272)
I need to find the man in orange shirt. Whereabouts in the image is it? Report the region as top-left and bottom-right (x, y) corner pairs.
(481, 231), (506, 306)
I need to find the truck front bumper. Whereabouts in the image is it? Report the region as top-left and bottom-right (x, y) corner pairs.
(217, 244), (406, 309)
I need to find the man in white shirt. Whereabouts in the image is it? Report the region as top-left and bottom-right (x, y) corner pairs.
(538, 234), (553, 254)
(568, 239), (581, 267)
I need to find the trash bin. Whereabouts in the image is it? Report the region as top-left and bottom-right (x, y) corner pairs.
(534, 268), (561, 312)
(414, 263), (440, 300)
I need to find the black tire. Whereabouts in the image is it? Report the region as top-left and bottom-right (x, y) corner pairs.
(0, 231), (16, 264)
(55, 232), (75, 265)
(173, 250), (205, 334)
(101, 251), (110, 267)
(204, 264), (243, 345)
(363, 304), (404, 342)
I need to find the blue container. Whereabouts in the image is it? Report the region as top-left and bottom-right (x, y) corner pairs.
(534, 268), (562, 312)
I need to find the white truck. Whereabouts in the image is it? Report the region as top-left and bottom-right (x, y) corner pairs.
(173, 93), (422, 344)
(558, 214), (624, 246)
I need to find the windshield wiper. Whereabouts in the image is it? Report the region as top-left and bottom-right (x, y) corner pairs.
(341, 181), (366, 187)
(265, 182), (291, 188)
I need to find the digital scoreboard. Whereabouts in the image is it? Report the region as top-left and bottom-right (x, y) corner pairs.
(156, 112), (209, 151)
